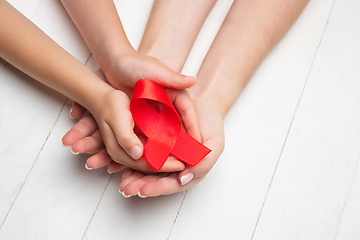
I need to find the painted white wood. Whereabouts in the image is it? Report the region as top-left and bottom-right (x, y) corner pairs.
(83, 174), (187, 240)
(6, 0), (42, 19)
(168, 0), (336, 239)
(0, 99), (113, 240)
(31, 0), (90, 62)
(252, 0), (360, 239)
(335, 160), (360, 240)
(0, 64), (66, 225)
(2, 0), (360, 239)
(0, 0), (91, 231)
(181, 0), (233, 76)
(82, 1), (190, 239)
(116, 0), (154, 50)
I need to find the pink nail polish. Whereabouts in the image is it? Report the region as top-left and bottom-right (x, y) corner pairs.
(180, 173), (194, 186)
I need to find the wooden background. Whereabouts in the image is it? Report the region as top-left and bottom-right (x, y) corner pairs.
(1, 0), (360, 239)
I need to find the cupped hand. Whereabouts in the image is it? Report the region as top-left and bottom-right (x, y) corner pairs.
(69, 52), (197, 119)
(62, 79), (201, 174)
(118, 98), (225, 197)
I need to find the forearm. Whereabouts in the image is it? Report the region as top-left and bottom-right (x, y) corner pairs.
(138, 0), (217, 72)
(60, 0), (135, 71)
(0, 1), (112, 112)
(189, 0), (310, 117)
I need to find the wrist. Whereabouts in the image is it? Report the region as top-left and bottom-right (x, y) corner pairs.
(75, 75), (115, 115)
(94, 40), (136, 74)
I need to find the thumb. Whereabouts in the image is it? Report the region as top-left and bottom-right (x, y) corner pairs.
(147, 58), (197, 89)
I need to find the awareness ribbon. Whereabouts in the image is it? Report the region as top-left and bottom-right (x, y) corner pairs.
(130, 79), (211, 171)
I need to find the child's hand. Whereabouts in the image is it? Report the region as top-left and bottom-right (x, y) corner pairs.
(118, 98), (225, 197)
(103, 52), (197, 91)
(63, 80), (201, 173)
(69, 52), (196, 119)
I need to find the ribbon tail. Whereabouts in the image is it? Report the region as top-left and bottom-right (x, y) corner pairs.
(171, 130), (211, 166)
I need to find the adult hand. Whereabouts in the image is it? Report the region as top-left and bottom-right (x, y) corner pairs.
(118, 98), (225, 197)
(63, 77), (201, 174)
(69, 52), (197, 118)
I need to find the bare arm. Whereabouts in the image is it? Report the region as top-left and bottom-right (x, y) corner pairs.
(0, 0), (111, 112)
(121, 0), (310, 197)
(60, 0), (197, 90)
(59, 0), (133, 73)
(191, 0), (310, 117)
(139, 0), (217, 72)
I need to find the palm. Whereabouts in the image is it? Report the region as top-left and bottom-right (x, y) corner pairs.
(120, 98), (225, 197)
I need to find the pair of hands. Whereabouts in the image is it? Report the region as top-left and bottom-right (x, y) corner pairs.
(62, 52), (225, 197)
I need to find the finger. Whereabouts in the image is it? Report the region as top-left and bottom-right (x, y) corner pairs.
(146, 57), (197, 89)
(104, 100), (144, 160)
(123, 172), (170, 197)
(85, 149), (112, 170)
(62, 115), (98, 147)
(101, 118), (185, 173)
(166, 89), (202, 142)
(107, 162), (126, 174)
(178, 136), (224, 186)
(71, 129), (104, 154)
(137, 172), (185, 197)
(70, 101), (87, 119)
(119, 171), (146, 197)
(122, 168), (135, 181)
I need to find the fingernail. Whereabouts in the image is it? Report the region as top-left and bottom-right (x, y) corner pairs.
(71, 149), (79, 155)
(69, 107), (74, 119)
(121, 191), (131, 198)
(180, 173), (194, 186)
(107, 169), (113, 174)
(130, 145), (142, 159)
(138, 192), (147, 198)
(85, 163), (92, 170)
(61, 140), (70, 148)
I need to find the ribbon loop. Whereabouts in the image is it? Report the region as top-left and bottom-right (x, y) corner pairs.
(130, 79), (211, 171)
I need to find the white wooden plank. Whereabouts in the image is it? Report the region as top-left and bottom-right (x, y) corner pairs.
(0, 0), (92, 229)
(81, 2), (190, 239)
(181, 0), (233, 76)
(168, 0), (335, 239)
(252, 0), (360, 239)
(0, 99), (112, 240)
(83, 174), (186, 240)
(0, 65), (66, 225)
(335, 160), (360, 240)
(6, 0), (42, 19)
(116, 0), (154, 50)
(31, 0), (90, 62)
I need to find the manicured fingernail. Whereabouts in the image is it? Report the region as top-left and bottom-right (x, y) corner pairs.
(85, 163), (92, 170)
(130, 145), (142, 159)
(69, 107), (74, 118)
(61, 140), (70, 148)
(107, 169), (113, 174)
(180, 173), (194, 186)
(121, 191), (131, 198)
(71, 149), (79, 155)
(138, 192), (147, 198)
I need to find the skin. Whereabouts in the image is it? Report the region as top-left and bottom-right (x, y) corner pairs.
(0, 0), (197, 174)
(63, 0), (310, 197)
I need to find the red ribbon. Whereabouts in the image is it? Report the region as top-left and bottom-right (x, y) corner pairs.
(130, 79), (211, 171)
